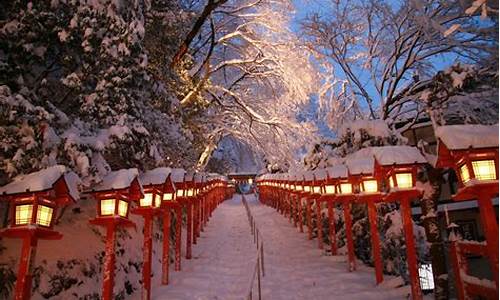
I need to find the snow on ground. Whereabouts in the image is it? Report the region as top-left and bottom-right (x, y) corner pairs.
(152, 194), (411, 300)
(152, 195), (256, 300)
(245, 194), (411, 300)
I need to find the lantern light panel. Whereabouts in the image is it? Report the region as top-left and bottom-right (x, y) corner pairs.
(362, 180), (378, 193)
(324, 185), (336, 195)
(101, 199), (116, 216)
(339, 183), (352, 194)
(140, 193), (155, 207)
(15, 204), (33, 225)
(36, 205), (53, 226)
(472, 160), (496, 181)
(118, 200), (128, 217)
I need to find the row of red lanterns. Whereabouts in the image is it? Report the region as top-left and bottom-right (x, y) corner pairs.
(257, 141), (498, 300)
(0, 167), (231, 300)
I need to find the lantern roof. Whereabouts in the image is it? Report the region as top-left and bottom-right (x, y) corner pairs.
(344, 149), (375, 175)
(0, 165), (81, 202)
(194, 173), (205, 183)
(184, 170), (195, 182)
(91, 168), (142, 193)
(435, 124), (498, 150)
(171, 168), (186, 183)
(303, 171), (314, 181)
(326, 164), (348, 179)
(313, 169), (328, 180)
(370, 146), (427, 166)
(139, 167), (172, 186)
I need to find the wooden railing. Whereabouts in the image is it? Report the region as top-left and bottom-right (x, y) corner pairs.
(241, 195), (265, 300)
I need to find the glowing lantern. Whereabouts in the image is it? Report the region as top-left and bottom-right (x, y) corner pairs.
(0, 166), (78, 300)
(170, 168), (186, 272)
(374, 146), (427, 300)
(435, 124), (499, 292)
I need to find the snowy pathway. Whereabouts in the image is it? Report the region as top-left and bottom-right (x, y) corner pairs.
(247, 194), (411, 300)
(152, 194), (410, 300)
(152, 195), (255, 300)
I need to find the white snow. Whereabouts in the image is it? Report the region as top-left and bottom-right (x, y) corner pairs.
(90, 168), (140, 191)
(326, 164), (348, 179)
(435, 124), (499, 150)
(339, 120), (392, 140)
(170, 168), (186, 183)
(0, 165), (79, 200)
(152, 195), (411, 300)
(313, 168), (328, 180)
(370, 146), (427, 165)
(140, 168), (172, 186)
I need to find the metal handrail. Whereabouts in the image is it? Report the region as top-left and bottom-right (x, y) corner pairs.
(241, 195), (265, 300)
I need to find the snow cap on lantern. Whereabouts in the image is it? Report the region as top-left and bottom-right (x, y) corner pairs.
(371, 146), (427, 191)
(345, 149), (379, 194)
(88, 168), (143, 223)
(435, 124), (498, 200)
(324, 164), (350, 195)
(0, 165), (80, 236)
(171, 168), (186, 198)
(138, 167), (172, 209)
(302, 171), (314, 194)
(312, 169), (327, 195)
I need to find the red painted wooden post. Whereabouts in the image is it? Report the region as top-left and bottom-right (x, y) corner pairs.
(328, 200), (337, 255)
(175, 206), (182, 271)
(449, 240), (466, 300)
(193, 200), (198, 245)
(298, 197), (304, 232)
(307, 198), (313, 240)
(142, 215), (153, 300)
(400, 198), (423, 300)
(161, 210), (170, 285)
(342, 200), (356, 272)
(103, 222), (116, 300)
(477, 190), (499, 287)
(14, 235), (37, 300)
(316, 200), (323, 249)
(367, 200), (383, 284)
(186, 201), (193, 259)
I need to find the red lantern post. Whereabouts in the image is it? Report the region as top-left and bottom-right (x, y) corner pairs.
(374, 146), (427, 300)
(435, 125), (499, 296)
(320, 170), (338, 256)
(159, 173), (177, 285)
(345, 154), (384, 285)
(170, 168), (186, 272)
(311, 171), (326, 249)
(134, 168), (173, 299)
(0, 166), (78, 300)
(87, 168), (143, 300)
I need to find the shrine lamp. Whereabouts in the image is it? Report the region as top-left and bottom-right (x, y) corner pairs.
(372, 146), (427, 194)
(138, 168), (173, 210)
(323, 164), (350, 195)
(303, 171), (314, 195)
(0, 165), (78, 233)
(435, 125), (499, 197)
(312, 169), (327, 196)
(344, 153), (380, 194)
(89, 168), (143, 222)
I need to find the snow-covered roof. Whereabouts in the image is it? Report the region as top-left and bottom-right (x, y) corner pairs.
(326, 165), (348, 179)
(140, 167), (172, 186)
(344, 148), (375, 175)
(313, 169), (328, 180)
(91, 168), (140, 191)
(371, 146), (427, 165)
(304, 171), (314, 181)
(171, 168), (186, 183)
(0, 165), (81, 200)
(185, 170), (195, 182)
(194, 173), (204, 183)
(435, 124), (499, 150)
(339, 119), (391, 138)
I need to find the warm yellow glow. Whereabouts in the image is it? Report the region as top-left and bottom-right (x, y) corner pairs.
(36, 205), (53, 227)
(118, 200), (128, 217)
(290, 184), (295, 190)
(296, 185), (303, 191)
(176, 189), (184, 197)
(100, 199), (116, 216)
(187, 189), (194, 197)
(313, 186), (321, 194)
(459, 164), (470, 183)
(164, 193), (174, 201)
(304, 186), (311, 192)
(140, 193), (155, 207)
(362, 180), (378, 193)
(389, 176), (395, 188)
(395, 173), (413, 188)
(15, 204), (33, 225)
(324, 185), (336, 195)
(154, 195), (161, 207)
(472, 160), (497, 181)
(249, 178), (253, 184)
(339, 183), (352, 194)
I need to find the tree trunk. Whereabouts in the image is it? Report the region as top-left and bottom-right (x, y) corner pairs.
(419, 167), (448, 300)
